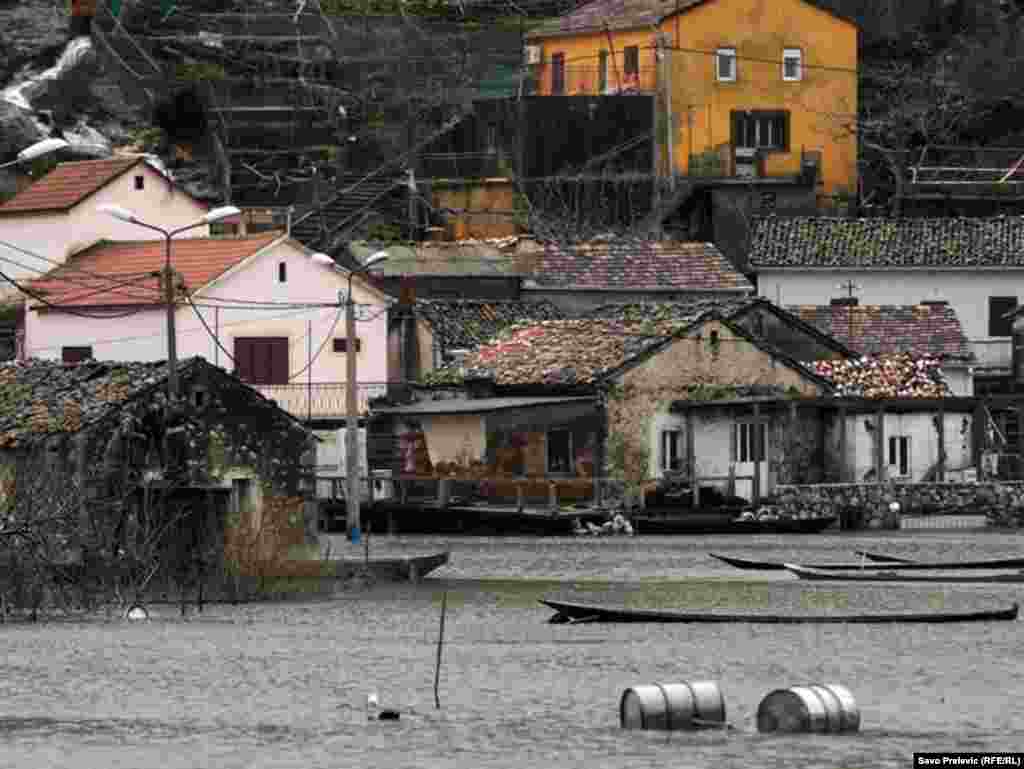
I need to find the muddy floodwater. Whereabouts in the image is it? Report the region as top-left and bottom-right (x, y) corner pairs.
(1, 530), (1023, 768)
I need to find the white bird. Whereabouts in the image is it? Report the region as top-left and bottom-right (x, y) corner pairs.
(366, 692), (400, 721)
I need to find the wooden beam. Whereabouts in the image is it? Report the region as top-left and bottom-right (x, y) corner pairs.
(937, 400), (946, 483)
(686, 411), (697, 506)
(973, 402), (986, 480)
(875, 405), (885, 485)
(838, 405), (847, 483)
(752, 403), (761, 505)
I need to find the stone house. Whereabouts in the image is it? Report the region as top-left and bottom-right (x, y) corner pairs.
(750, 215), (1024, 395)
(0, 356), (317, 579)
(374, 296), (982, 504)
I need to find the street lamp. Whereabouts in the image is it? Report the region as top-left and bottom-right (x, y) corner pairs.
(98, 203), (241, 399)
(312, 249), (389, 542)
(0, 138), (69, 169)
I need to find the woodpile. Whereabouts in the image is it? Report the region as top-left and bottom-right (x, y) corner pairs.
(812, 353), (948, 398)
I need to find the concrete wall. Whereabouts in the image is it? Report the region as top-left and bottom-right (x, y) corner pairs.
(24, 238), (392, 384)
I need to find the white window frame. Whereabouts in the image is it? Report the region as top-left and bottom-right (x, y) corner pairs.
(716, 47), (736, 82)
(782, 48), (802, 81)
(660, 429), (683, 472)
(887, 435), (911, 478)
(736, 421), (765, 463)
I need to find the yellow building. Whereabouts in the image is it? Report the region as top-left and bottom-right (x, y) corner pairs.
(524, 0), (859, 197)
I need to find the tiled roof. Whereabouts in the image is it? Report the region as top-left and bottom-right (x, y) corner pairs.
(28, 233), (281, 307)
(0, 357), (307, 447)
(583, 296), (762, 332)
(454, 319), (669, 386)
(521, 240), (752, 291)
(811, 353), (950, 398)
(0, 158), (143, 214)
(414, 299), (565, 354)
(525, 0), (854, 39)
(353, 238), (531, 277)
(789, 303), (972, 361)
(750, 216), (1024, 269)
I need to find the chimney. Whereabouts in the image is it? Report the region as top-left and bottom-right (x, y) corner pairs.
(830, 297), (858, 307)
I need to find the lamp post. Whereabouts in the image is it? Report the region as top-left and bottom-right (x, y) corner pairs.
(0, 138), (69, 169)
(98, 204), (241, 398)
(312, 250), (389, 543)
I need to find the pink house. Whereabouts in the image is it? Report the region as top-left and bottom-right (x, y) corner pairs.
(0, 156), (210, 301)
(24, 233), (395, 419)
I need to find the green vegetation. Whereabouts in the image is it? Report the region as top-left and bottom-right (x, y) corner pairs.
(129, 126), (165, 152)
(175, 61), (226, 81)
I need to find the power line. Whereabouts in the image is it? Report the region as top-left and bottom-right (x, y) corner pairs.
(0, 269), (148, 320)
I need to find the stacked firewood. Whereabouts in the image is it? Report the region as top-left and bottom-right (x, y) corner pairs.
(812, 353), (948, 398)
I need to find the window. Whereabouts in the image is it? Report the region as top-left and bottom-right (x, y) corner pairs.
(278, 262), (287, 283)
(598, 50), (608, 93)
(333, 338), (362, 353)
(733, 110), (789, 151)
(233, 337), (289, 384)
(736, 421), (765, 463)
(660, 429), (682, 472)
(989, 296), (1018, 337)
(191, 387), (208, 408)
(782, 48), (802, 81)
(134, 175), (144, 190)
(888, 436), (910, 478)
(716, 47), (736, 82)
(551, 52), (565, 94)
(547, 429), (573, 474)
(62, 346), (93, 364)
(624, 46), (639, 77)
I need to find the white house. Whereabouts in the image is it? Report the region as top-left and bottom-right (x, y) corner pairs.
(750, 216), (1024, 394)
(24, 233), (395, 420)
(0, 156), (210, 300)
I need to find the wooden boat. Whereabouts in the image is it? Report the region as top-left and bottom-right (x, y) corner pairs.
(784, 562), (1024, 583)
(540, 599), (1019, 624)
(854, 550), (1024, 570)
(710, 552), (886, 571)
(333, 551), (450, 582)
(712, 551), (1024, 572)
(632, 512), (837, 535)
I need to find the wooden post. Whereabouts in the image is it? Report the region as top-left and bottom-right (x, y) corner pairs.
(686, 409), (698, 506)
(439, 477), (451, 508)
(937, 400), (946, 482)
(875, 405), (885, 485)
(400, 479), (409, 505)
(1018, 397), (1024, 481)
(548, 481), (557, 511)
(838, 405), (847, 483)
(973, 401), (986, 480)
(516, 481), (524, 512)
(752, 404), (761, 506)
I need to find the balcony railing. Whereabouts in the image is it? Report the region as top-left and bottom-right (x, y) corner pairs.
(529, 65), (657, 96)
(253, 382), (394, 419)
(970, 340), (1012, 371)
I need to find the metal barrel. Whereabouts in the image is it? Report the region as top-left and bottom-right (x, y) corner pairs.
(619, 681), (726, 730)
(756, 683), (860, 734)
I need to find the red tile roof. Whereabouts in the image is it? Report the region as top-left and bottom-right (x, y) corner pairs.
(28, 233), (282, 307)
(0, 158), (144, 214)
(789, 302), (972, 361)
(521, 240), (752, 292)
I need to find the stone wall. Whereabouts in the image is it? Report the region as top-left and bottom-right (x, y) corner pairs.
(772, 481), (1024, 529)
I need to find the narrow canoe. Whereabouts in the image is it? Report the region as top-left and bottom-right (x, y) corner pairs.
(854, 550), (1024, 570)
(540, 599), (1019, 624)
(710, 552), (886, 571)
(784, 562), (1024, 583)
(712, 552), (1024, 572)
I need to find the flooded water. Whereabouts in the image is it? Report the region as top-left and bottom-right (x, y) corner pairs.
(2, 530), (1023, 768)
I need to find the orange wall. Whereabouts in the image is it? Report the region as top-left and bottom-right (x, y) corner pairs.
(533, 0), (858, 196)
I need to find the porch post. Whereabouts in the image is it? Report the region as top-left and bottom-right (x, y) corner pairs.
(752, 403), (761, 506)
(973, 401), (985, 480)
(875, 405), (885, 485)
(937, 399), (946, 482)
(686, 407), (697, 506)
(838, 404), (847, 483)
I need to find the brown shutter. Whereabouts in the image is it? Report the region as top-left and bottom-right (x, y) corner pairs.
(234, 337), (289, 384)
